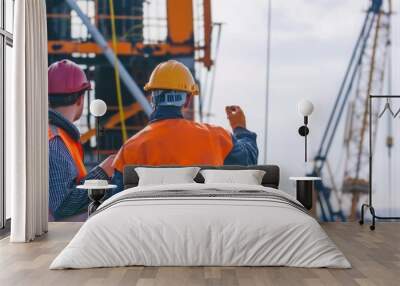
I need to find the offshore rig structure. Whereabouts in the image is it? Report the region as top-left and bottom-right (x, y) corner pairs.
(46, 0), (214, 163)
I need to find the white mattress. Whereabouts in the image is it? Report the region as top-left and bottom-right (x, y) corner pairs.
(50, 183), (351, 269)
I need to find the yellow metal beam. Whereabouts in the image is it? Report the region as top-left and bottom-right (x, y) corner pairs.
(109, 0), (128, 142)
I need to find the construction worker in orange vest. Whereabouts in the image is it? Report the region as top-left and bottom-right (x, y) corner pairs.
(48, 59), (115, 221)
(111, 60), (258, 188)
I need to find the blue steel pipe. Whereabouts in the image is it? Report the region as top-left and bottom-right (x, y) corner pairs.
(65, 0), (153, 117)
(321, 13), (377, 167)
(313, 2), (381, 174)
(314, 11), (372, 171)
(310, 0), (383, 222)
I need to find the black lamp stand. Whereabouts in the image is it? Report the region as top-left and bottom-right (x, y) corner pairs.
(298, 116), (310, 162)
(95, 117), (105, 164)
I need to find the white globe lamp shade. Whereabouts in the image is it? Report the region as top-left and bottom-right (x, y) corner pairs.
(297, 99), (314, 116)
(90, 99), (107, 117)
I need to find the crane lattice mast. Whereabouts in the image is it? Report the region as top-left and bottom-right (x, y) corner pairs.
(310, 0), (392, 221)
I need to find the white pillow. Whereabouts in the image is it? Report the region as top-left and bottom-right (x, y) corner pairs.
(200, 169), (266, 185)
(135, 167), (200, 186)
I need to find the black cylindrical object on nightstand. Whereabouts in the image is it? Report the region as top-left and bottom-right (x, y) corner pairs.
(296, 180), (313, 210)
(87, 189), (107, 216)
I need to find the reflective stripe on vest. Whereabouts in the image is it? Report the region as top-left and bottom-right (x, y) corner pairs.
(113, 119), (234, 172)
(48, 125), (87, 182)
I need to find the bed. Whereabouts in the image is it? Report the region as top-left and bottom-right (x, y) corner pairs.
(50, 165), (350, 269)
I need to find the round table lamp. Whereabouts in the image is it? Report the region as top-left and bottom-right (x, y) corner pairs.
(298, 99), (314, 117)
(90, 99), (107, 163)
(90, 99), (107, 117)
(297, 99), (314, 162)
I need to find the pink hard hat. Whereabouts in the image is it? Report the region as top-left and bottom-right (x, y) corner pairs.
(48, 59), (91, 94)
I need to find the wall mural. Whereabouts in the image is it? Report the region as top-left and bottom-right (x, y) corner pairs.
(46, 0), (257, 222)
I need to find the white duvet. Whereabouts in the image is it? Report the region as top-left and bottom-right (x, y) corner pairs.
(50, 183), (351, 269)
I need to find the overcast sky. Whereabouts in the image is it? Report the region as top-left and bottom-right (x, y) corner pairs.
(205, 0), (400, 213)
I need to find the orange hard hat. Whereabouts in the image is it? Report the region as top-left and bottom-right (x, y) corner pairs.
(144, 60), (199, 96)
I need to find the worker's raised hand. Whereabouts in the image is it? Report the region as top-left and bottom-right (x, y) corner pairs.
(225, 105), (246, 130)
(99, 154), (116, 178)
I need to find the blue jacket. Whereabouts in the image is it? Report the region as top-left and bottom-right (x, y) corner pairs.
(111, 106), (259, 191)
(48, 109), (109, 221)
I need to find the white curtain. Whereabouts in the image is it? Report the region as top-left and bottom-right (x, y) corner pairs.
(7, 0), (48, 242)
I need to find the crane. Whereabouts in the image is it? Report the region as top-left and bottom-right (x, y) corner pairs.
(309, 0), (392, 221)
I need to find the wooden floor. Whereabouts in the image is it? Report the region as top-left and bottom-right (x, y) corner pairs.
(0, 222), (399, 286)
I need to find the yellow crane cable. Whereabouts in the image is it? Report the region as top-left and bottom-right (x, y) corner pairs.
(109, 0), (128, 142)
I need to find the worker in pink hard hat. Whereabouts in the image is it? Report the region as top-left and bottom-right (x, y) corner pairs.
(48, 59), (116, 222)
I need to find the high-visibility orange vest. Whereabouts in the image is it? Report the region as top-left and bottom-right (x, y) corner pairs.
(113, 119), (234, 172)
(48, 125), (87, 182)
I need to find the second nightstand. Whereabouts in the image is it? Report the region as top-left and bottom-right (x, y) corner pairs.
(289, 177), (321, 210)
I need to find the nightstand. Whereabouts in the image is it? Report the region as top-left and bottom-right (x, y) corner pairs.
(289, 177), (321, 210)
